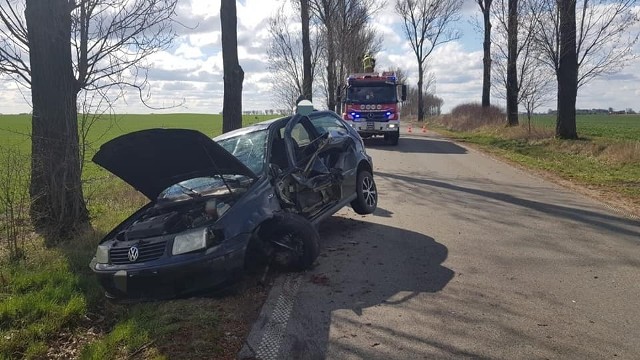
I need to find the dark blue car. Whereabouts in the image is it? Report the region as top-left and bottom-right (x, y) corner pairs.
(89, 110), (377, 299)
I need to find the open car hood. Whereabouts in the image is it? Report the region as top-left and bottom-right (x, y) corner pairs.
(93, 128), (256, 200)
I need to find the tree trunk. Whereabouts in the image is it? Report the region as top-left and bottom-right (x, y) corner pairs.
(506, 0), (519, 126)
(221, 0), (244, 133)
(325, 21), (337, 112)
(556, 0), (578, 139)
(417, 64), (424, 122)
(481, 0), (492, 108)
(301, 0), (313, 102)
(26, 0), (88, 242)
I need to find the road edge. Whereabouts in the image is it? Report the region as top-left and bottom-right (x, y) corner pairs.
(238, 273), (302, 360)
(423, 129), (640, 221)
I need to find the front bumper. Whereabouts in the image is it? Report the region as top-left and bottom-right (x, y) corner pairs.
(90, 234), (250, 299)
(348, 120), (399, 135)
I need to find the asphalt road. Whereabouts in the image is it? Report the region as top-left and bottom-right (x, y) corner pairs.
(256, 130), (640, 359)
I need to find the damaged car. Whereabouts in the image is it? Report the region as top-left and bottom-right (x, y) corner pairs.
(89, 109), (378, 299)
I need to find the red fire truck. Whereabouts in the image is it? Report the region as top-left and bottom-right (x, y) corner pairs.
(341, 71), (407, 145)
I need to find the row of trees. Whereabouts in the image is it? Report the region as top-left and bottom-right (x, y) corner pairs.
(0, 0), (178, 240)
(477, 0), (639, 138)
(267, 0), (462, 120)
(267, 0), (383, 112)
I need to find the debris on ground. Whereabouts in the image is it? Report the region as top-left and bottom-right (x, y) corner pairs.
(310, 273), (330, 286)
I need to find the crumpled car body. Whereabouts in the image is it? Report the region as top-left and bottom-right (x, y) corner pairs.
(89, 111), (377, 299)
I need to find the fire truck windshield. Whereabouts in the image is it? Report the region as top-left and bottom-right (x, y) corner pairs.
(346, 85), (397, 104)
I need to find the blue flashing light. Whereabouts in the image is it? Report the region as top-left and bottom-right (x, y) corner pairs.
(385, 111), (392, 116)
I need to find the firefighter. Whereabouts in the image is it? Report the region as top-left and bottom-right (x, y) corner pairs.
(362, 53), (375, 72)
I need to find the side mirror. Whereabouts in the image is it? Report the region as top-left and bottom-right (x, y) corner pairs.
(401, 85), (407, 102)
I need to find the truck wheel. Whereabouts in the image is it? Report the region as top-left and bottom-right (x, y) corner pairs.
(267, 213), (320, 271)
(385, 131), (399, 145)
(351, 170), (377, 214)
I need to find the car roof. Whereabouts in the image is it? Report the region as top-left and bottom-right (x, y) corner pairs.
(213, 111), (340, 141)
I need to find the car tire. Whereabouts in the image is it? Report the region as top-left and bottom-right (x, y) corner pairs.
(385, 131), (399, 145)
(351, 170), (377, 215)
(268, 213), (320, 271)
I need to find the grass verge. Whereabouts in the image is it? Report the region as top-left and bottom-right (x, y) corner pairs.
(426, 105), (640, 216)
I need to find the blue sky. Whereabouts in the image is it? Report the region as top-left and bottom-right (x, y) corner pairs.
(0, 0), (638, 114)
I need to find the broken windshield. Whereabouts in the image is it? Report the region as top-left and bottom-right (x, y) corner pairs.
(216, 129), (268, 174)
(346, 85), (397, 104)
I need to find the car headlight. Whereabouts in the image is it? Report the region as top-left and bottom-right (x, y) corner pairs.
(94, 245), (109, 264)
(172, 228), (209, 255)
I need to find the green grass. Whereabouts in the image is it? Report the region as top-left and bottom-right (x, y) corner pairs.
(527, 114), (640, 141)
(0, 250), (87, 359)
(430, 114), (640, 208)
(0, 113), (277, 358)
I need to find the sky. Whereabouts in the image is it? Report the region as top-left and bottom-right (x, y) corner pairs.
(0, 0), (639, 114)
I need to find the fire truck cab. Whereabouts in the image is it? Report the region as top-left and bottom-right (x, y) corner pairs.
(341, 71), (407, 145)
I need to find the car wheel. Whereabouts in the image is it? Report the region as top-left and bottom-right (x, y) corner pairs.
(268, 213), (320, 271)
(351, 170), (377, 215)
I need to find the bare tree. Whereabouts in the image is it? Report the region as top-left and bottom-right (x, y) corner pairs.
(0, 0), (178, 239)
(477, 0), (493, 107)
(556, 0), (578, 139)
(221, 0), (244, 133)
(300, 0), (313, 101)
(506, 0), (519, 126)
(521, 64), (554, 131)
(1, 1), (177, 94)
(267, 4), (321, 112)
(310, 0), (339, 111)
(310, 0), (382, 112)
(533, 0), (639, 87)
(395, 0), (462, 121)
(492, 0), (553, 126)
(532, 0), (639, 138)
(401, 71), (438, 117)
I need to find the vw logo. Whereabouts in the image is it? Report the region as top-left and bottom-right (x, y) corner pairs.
(128, 246), (139, 262)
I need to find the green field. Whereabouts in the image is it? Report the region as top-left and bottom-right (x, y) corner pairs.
(527, 114), (640, 141)
(0, 113), (278, 181)
(0, 113), (276, 152)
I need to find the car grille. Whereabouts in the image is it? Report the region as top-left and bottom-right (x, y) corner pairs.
(360, 112), (389, 121)
(110, 241), (167, 265)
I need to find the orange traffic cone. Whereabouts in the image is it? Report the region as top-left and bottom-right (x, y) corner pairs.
(422, 124), (427, 133)
(408, 123), (413, 133)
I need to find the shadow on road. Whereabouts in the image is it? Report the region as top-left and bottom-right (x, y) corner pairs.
(283, 215), (456, 358)
(364, 136), (467, 154)
(376, 171), (640, 241)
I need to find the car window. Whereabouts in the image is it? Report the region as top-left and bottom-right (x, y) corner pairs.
(311, 115), (349, 135)
(289, 122), (312, 146)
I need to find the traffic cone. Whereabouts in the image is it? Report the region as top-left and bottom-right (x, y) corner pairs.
(408, 123), (413, 133)
(422, 124), (427, 133)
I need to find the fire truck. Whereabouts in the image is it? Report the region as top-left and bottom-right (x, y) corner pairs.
(341, 71), (407, 145)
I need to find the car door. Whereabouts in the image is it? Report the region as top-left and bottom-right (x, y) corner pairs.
(307, 112), (358, 198)
(281, 114), (347, 217)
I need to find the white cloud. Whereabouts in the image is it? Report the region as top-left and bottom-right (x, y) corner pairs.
(1, 0), (639, 114)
